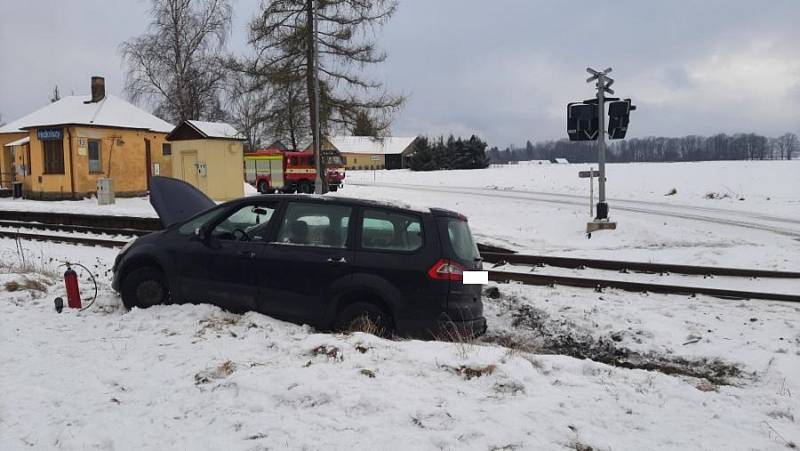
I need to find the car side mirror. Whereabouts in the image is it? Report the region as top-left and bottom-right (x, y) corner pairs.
(192, 225), (209, 242)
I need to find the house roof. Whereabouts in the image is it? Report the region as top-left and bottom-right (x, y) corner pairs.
(0, 95), (173, 134)
(4, 136), (30, 147)
(186, 120), (244, 140)
(0, 116), (34, 135)
(328, 136), (417, 155)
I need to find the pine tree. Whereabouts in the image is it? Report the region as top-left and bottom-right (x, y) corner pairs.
(351, 110), (378, 137)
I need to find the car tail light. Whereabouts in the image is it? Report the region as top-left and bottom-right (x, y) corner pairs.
(427, 259), (464, 281)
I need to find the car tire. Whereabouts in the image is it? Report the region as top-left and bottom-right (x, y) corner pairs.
(334, 302), (394, 337)
(121, 267), (169, 309)
(328, 185), (338, 192)
(257, 180), (269, 194)
(299, 180), (313, 194)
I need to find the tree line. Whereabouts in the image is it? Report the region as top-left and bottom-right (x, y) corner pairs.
(408, 135), (490, 171)
(489, 132), (799, 164)
(120, 0), (403, 152)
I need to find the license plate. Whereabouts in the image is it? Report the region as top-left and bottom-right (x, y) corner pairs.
(463, 271), (488, 284)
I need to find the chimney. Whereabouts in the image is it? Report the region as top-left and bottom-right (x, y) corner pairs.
(90, 76), (105, 102)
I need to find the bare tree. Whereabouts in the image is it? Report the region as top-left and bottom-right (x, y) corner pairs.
(225, 73), (271, 152)
(266, 78), (311, 150)
(50, 85), (61, 103)
(774, 132), (799, 160)
(120, 0), (232, 123)
(245, 0), (405, 138)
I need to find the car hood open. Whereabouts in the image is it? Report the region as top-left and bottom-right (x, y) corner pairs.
(149, 176), (215, 227)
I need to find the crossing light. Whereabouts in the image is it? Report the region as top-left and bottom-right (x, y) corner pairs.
(567, 102), (599, 141)
(607, 98), (636, 139)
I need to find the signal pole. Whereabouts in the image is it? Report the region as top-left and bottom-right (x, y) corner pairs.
(585, 67), (617, 234)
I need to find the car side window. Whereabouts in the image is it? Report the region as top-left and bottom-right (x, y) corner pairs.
(361, 209), (423, 252)
(177, 209), (221, 236)
(274, 202), (352, 248)
(211, 203), (277, 241)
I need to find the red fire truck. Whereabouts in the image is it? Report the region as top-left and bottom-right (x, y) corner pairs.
(244, 149), (345, 193)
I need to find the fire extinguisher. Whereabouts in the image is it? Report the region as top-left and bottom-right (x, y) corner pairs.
(64, 263), (82, 309)
(56, 261), (98, 312)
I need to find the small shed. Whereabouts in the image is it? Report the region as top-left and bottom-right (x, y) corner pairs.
(166, 120), (245, 201)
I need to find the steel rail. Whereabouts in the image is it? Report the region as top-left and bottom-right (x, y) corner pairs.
(481, 251), (800, 279)
(487, 270), (800, 303)
(0, 219), (148, 238)
(0, 210), (161, 231)
(0, 230), (128, 248)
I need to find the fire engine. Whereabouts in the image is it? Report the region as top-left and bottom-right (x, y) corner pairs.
(244, 148), (345, 193)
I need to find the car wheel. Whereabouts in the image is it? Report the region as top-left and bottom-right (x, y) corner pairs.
(257, 180), (269, 194)
(299, 180), (313, 194)
(328, 185), (338, 192)
(121, 267), (169, 309)
(334, 302), (394, 337)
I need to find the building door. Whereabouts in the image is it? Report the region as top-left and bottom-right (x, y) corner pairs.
(144, 138), (152, 190)
(182, 152), (199, 188)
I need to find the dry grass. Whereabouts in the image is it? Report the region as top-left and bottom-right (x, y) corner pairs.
(310, 345), (342, 361)
(442, 363), (497, 380)
(344, 314), (387, 337)
(194, 360), (237, 385)
(4, 277), (50, 293)
(0, 240), (59, 279)
(196, 315), (240, 338)
(434, 321), (479, 359)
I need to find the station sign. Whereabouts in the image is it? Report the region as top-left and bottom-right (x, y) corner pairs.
(37, 128), (63, 141)
(578, 170), (601, 178)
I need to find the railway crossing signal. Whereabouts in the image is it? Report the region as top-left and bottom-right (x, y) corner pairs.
(567, 67), (636, 235)
(608, 99), (636, 139)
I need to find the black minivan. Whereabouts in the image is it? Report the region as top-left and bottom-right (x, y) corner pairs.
(112, 177), (486, 338)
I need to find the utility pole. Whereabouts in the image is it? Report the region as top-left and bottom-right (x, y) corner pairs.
(311, 0), (326, 194)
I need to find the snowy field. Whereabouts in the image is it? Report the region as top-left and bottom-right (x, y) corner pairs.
(1, 240), (799, 450)
(339, 160), (800, 271)
(1, 160), (799, 449)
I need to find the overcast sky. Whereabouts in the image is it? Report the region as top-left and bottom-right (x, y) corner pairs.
(1, 0), (798, 146)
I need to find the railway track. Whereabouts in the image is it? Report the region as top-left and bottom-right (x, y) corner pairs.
(2, 210), (798, 302)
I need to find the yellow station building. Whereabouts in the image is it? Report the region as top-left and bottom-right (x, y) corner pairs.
(0, 76), (173, 199)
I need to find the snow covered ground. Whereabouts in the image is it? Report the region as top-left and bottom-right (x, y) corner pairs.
(1, 239), (798, 450)
(1, 161), (799, 449)
(338, 161), (800, 271)
(346, 160), (800, 217)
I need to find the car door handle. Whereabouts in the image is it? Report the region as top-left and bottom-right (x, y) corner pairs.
(326, 257), (348, 265)
(239, 250), (256, 259)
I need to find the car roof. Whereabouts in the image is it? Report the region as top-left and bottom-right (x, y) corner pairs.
(230, 194), (462, 217)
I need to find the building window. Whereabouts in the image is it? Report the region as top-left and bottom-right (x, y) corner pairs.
(162, 143), (172, 156)
(88, 139), (102, 173)
(42, 140), (65, 174)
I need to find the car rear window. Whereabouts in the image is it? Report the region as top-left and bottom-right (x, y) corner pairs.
(447, 218), (479, 261)
(361, 209), (423, 251)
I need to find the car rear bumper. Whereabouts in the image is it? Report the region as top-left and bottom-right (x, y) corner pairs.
(396, 314), (487, 340)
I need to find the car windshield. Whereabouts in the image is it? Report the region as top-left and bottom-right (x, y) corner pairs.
(447, 218), (479, 261)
